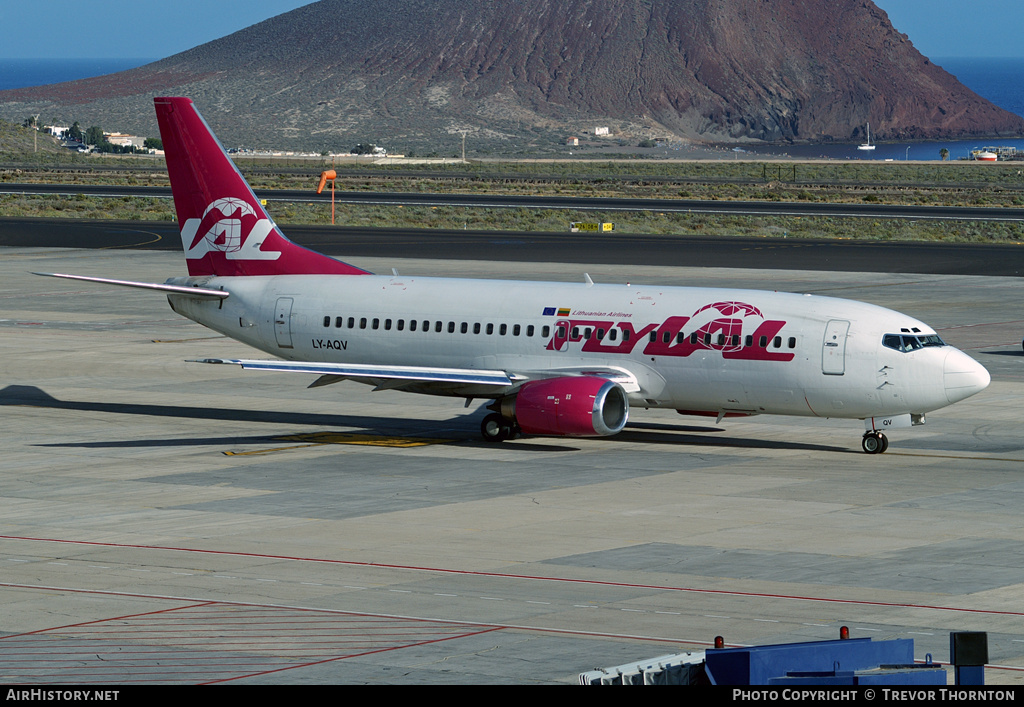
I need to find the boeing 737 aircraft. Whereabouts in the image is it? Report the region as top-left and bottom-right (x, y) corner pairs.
(38, 98), (991, 453)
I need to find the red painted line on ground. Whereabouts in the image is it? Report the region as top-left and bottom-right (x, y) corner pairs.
(201, 626), (505, 684)
(0, 600), (216, 641)
(3, 533), (1024, 618)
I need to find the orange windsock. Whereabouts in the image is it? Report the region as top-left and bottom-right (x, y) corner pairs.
(316, 170), (337, 194)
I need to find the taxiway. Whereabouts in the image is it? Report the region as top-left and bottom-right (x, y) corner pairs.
(2, 247), (1024, 684)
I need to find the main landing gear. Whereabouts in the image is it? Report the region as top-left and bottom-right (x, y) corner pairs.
(861, 430), (889, 454)
(481, 413), (519, 443)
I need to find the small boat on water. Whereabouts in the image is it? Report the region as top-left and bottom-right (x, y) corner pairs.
(973, 150), (998, 161)
(857, 123), (875, 151)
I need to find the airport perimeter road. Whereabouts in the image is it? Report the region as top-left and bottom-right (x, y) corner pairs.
(5, 182), (1024, 221)
(2, 216), (1023, 276)
(2, 249), (1024, 684)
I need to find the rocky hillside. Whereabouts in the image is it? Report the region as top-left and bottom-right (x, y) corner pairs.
(2, 0), (1021, 151)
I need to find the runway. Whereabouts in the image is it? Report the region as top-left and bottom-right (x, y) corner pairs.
(3, 246), (1024, 684)
(2, 216), (1024, 276)
(5, 182), (1024, 221)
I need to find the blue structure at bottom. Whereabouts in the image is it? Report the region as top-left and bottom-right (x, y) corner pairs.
(705, 637), (945, 685)
(580, 631), (987, 685)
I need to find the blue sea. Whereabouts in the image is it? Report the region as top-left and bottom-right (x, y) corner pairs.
(0, 58), (157, 92)
(1, 56), (1023, 160)
(740, 57), (1024, 161)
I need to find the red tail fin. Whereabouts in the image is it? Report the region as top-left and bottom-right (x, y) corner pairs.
(154, 97), (368, 277)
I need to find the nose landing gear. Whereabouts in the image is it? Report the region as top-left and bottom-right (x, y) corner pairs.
(861, 430), (889, 454)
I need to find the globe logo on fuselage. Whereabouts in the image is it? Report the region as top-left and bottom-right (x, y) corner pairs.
(690, 301), (765, 353)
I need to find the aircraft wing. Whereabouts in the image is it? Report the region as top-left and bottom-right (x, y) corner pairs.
(192, 357), (519, 390)
(191, 359), (640, 395)
(510, 366), (641, 394)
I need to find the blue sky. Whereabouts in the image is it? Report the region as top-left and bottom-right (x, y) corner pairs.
(0, 0), (1021, 60)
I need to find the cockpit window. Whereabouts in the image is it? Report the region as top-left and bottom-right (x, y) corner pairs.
(883, 333), (946, 353)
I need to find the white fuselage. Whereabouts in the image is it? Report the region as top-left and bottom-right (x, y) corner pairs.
(166, 273), (988, 421)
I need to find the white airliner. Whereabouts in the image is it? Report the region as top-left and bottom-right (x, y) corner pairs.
(38, 97), (990, 453)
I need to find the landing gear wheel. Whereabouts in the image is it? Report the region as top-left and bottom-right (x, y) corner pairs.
(481, 413), (513, 443)
(861, 431), (888, 454)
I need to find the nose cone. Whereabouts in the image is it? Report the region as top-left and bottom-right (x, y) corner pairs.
(944, 349), (991, 404)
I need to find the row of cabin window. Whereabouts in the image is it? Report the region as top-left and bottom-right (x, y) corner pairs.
(322, 315), (550, 337)
(652, 330), (797, 349)
(321, 316), (795, 349)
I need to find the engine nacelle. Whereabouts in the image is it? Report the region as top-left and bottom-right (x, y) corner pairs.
(501, 377), (629, 437)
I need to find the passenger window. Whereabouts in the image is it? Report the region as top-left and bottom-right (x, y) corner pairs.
(773, 336), (782, 348)
(649, 331), (657, 343)
(460, 322), (468, 334)
(360, 318), (367, 329)
(584, 328), (592, 340)
(623, 330), (630, 341)
(759, 335), (767, 347)
(556, 326), (564, 338)
(572, 327), (580, 338)
(448, 322), (455, 333)
(384, 319), (392, 331)
(435, 321), (443, 333)
(397, 319), (405, 331)
(527, 325), (535, 337)
(717, 334), (725, 345)
(513, 324), (521, 336)
(410, 320), (417, 332)
(596, 328), (604, 340)
(662, 331), (671, 343)
(690, 332), (699, 345)
(788, 336), (796, 348)
(372, 318), (380, 330)
(608, 328), (617, 341)
(542, 326), (550, 338)
(500, 324), (508, 336)
(336, 316), (344, 328)
(732, 335), (740, 346)
(348, 317), (355, 328)
(487, 323), (494, 335)
(745, 335), (753, 347)
(323, 316), (330, 327)
(704, 333), (711, 345)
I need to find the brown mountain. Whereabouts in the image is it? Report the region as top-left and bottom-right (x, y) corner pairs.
(3, 0), (1022, 151)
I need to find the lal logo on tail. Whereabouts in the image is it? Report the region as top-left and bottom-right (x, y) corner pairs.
(181, 197), (281, 262)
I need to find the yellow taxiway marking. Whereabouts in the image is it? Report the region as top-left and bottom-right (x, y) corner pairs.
(224, 432), (451, 455)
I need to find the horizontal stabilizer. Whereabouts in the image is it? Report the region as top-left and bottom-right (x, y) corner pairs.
(34, 272), (229, 299)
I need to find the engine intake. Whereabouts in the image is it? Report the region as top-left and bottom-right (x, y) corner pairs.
(501, 377), (629, 437)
